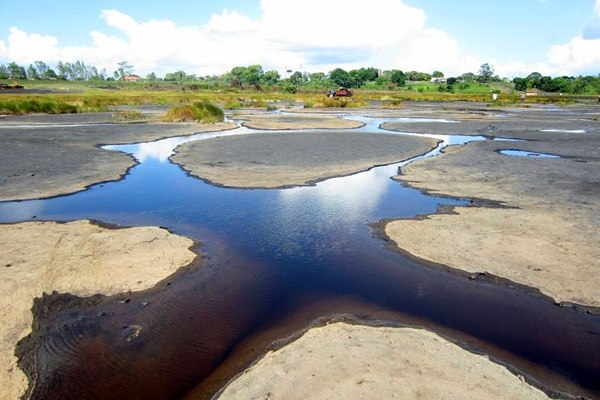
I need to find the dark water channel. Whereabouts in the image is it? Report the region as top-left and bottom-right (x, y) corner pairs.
(1, 117), (599, 399)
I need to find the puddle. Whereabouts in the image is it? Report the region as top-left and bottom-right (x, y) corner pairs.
(498, 149), (561, 158)
(541, 129), (589, 134)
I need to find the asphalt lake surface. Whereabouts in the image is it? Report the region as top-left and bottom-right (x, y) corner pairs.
(1, 117), (599, 399)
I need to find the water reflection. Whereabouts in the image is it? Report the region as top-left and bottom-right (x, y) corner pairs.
(0, 199), (45, 220)
(541, 129), (588, 134)
(0, 117), (478, 240)
(103, 127), (255, 163)
(498, 149), (561, 158)
(3, 116), (599, 398)
(0, 116), (468, 263)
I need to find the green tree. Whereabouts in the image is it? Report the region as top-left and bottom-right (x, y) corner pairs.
(329, 68), (353, 88)
(288, 71), (304, 85)
(226, 65), (264, 89)
(349, 67), (379, 87)
(406, 71), (432, 81)
(56, 61), (79, 80)
(242, 64), (264, 89)
(460, 72), (476, 82)
(389, 69), (406, 86)
(526, 72), (542, 89)
(262, 70), (280, 86)
(310, 72), (326, 82)
(0, 65), (9, 79)
(116, 61), (133, 80)
(228, 66), (245, 88)
(513, 77), (527, 91)
(26, 64), (39, 80)
(477, 63), (494, 83)
(88, 66), (106, 81)
(164, 70), (187, 81)
(32, 61), (50, 79)
(432, 70), (444, 78)
(553, 76), (573, 93)
(7, 62), (26, 79)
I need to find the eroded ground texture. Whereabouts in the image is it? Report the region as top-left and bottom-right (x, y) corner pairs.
(0, 104), (598, 399)
(382, 103), (600, 309)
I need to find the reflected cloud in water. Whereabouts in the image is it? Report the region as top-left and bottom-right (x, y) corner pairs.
(278, 164), (392, 227)
(103, 127), (249, 163)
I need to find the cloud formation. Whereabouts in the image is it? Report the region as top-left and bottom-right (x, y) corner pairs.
(0, 0), (599, 78)
(543, 0), (600, 76)
(0, 0), (479, 77)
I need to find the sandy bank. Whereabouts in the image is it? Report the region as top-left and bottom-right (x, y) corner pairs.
(217, 322), (549, 400)
(0, 115), (235, 201)
(172, 132), (438, 188)
(387, 137), (600, 308)
(0, 220), (197, 399)
(236, 113), (364, 130)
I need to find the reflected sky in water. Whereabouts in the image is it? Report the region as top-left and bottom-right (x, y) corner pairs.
(4, 116), (600, 398)
(498, 149), (561, 158)
(0, 116), (474, 263)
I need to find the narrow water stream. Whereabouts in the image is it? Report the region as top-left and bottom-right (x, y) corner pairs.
(1, 116), (598, 399)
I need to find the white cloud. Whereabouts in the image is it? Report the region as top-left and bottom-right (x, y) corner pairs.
(6, 27), (60, 62)
(0, 1), (499, 78)
(495, 60), (554, 78)
(548, 36), (600, 75)
(261, 0), (426, 49)
(258, 0), (480, 75)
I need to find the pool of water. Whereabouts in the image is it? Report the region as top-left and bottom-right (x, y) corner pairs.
(2, 116), (599, 399)
(498, 149), (561, 158)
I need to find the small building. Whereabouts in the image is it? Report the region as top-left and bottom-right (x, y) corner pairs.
(123, 74), (141, 82)
(525, 88), (540, 96)
(430, 77), (447, 83)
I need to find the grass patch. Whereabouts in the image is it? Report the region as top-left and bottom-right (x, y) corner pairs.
(112, 109), (145, 122)
(224, 99), (243, 110)
(0, 98), (78, 114)
(163, 101), (224, 123)
(381, 99), (404, 108)
(0, 80), (592, 116)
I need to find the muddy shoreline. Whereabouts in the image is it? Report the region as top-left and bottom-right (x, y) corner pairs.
(0, 113), (235, 201)
(171, 131), (440, 189)
(1, 104), (599, 399)
(0, 220), (199, 399)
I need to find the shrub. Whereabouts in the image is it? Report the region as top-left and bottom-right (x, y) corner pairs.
(194, 101), (224, 122)
(164, 101), (223, 123)
(224, 99), (243, 110)
(283, 83), (297, 93)
(382, 99), (403, 108)
(113, 109), (144, 122)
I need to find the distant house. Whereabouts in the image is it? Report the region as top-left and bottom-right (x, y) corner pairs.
(430, 77), (447, 83)
(525, 88), (540, 96)
(124, 74), (141, 82)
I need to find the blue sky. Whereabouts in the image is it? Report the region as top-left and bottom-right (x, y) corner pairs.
(1, 0), (599, 78)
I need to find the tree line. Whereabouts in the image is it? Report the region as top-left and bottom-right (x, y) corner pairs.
(0, 60), (133, 81)
(1, 59), (600, 95)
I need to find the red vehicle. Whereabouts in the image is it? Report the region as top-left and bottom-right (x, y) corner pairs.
(328, 87), (353, 97)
